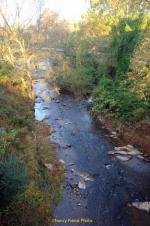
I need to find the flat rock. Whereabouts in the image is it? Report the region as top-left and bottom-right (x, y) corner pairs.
(116, 155), (132, 161)
(73, 170), (94, 181)
(108, 151), (116, 155)
(114, 145), (140, 155)
(114, 150), (131, 155)
(109, 135), (118, 139)
(129, 201), (150, 212)
(108, 145), (141, 159)
(78, 180), (86, 189)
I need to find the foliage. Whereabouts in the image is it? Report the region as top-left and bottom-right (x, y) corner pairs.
(0, 128), (18, 155)
(50, 2), (149, 122)
(66, 67), (94, 97)
(0, 154), (28, 209)
(89, 0), (148, 16)
(3, 183), (51, 226)
(26, 9), (70, 49)
(128, 19), (150, 101)
(0, 48), (63, 225)
(110, 15), (148, 75)
(93, 75), (148, 121)
(0, 61), (13, 77)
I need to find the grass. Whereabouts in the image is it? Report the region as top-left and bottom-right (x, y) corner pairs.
(0, 66), (64, 225)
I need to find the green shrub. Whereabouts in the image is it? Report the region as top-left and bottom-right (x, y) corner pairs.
(54, 36), (99, 97)
(68, 67), (94, 97)
(0, 154), (28, 209)
(110, 17), (144, 76)
(55, 66), (95, 97)
(93, 75), (148, 122)
(0, 128), (18, 155)
(0, 61), (13, 77)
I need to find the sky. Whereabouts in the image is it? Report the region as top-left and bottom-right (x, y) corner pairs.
(0, 0), (89, 24)
(45, 0), (89, 21)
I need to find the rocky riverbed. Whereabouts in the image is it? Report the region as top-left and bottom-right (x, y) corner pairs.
(33, 59), (150, 226)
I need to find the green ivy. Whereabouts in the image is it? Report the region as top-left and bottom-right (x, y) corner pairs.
(110, 16), (144, 76)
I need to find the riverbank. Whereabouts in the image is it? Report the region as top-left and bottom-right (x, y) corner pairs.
(32, 59), (150, 226)
(0, 64), (64, 225)
(57, 83), (150, 158)
(93, 112), (150, 157)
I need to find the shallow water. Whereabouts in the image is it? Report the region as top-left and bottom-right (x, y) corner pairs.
(33, 59), (150, 226)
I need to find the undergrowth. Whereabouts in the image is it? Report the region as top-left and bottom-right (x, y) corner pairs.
(0, 61), (64, 225)
(52, 15), (150, 123)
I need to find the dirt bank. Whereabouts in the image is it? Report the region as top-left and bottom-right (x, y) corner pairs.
(94, 113), (150, 157)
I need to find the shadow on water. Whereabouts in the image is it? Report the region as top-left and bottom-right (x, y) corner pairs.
(33, 59), (150, 226)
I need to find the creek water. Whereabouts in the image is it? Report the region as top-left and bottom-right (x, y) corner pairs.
(33, 59), (150, 226)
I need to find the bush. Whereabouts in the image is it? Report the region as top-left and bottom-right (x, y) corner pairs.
(93, 75), (148, 122)
(0, 128), (18, 155)
(55, 65), (95, 97)
(0, 154), (28, 209)
(68, 67), (94, 97)
(110, 17), (144, 76)
(0, 61), (13, 77)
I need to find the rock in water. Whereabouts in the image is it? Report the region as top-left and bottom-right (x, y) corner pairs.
(129, 202), (150, 212)
(78, 180), (86, 189)
(116, 155), (131, 161)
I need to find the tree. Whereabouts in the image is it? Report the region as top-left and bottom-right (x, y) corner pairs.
(89, 0), (149, 17)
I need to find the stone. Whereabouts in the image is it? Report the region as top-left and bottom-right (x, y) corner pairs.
(129, 201), (150, 212)
(114, 145), (140, 155)
(115, 150), (131, 155)
(78, 180), (86, 189)
(105, 164), (112, 169)
(44, 163), (53, 171)
(72, 170), (94, 181)
(108, 151), (116, 155)
(116, 155), (132, 161)
(109, 145), (141, 159)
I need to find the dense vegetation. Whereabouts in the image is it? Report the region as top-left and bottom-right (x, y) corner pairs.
(0, 0), (149, 224)
(48, 0), (149, 123)
(0, 22), (63, 226)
